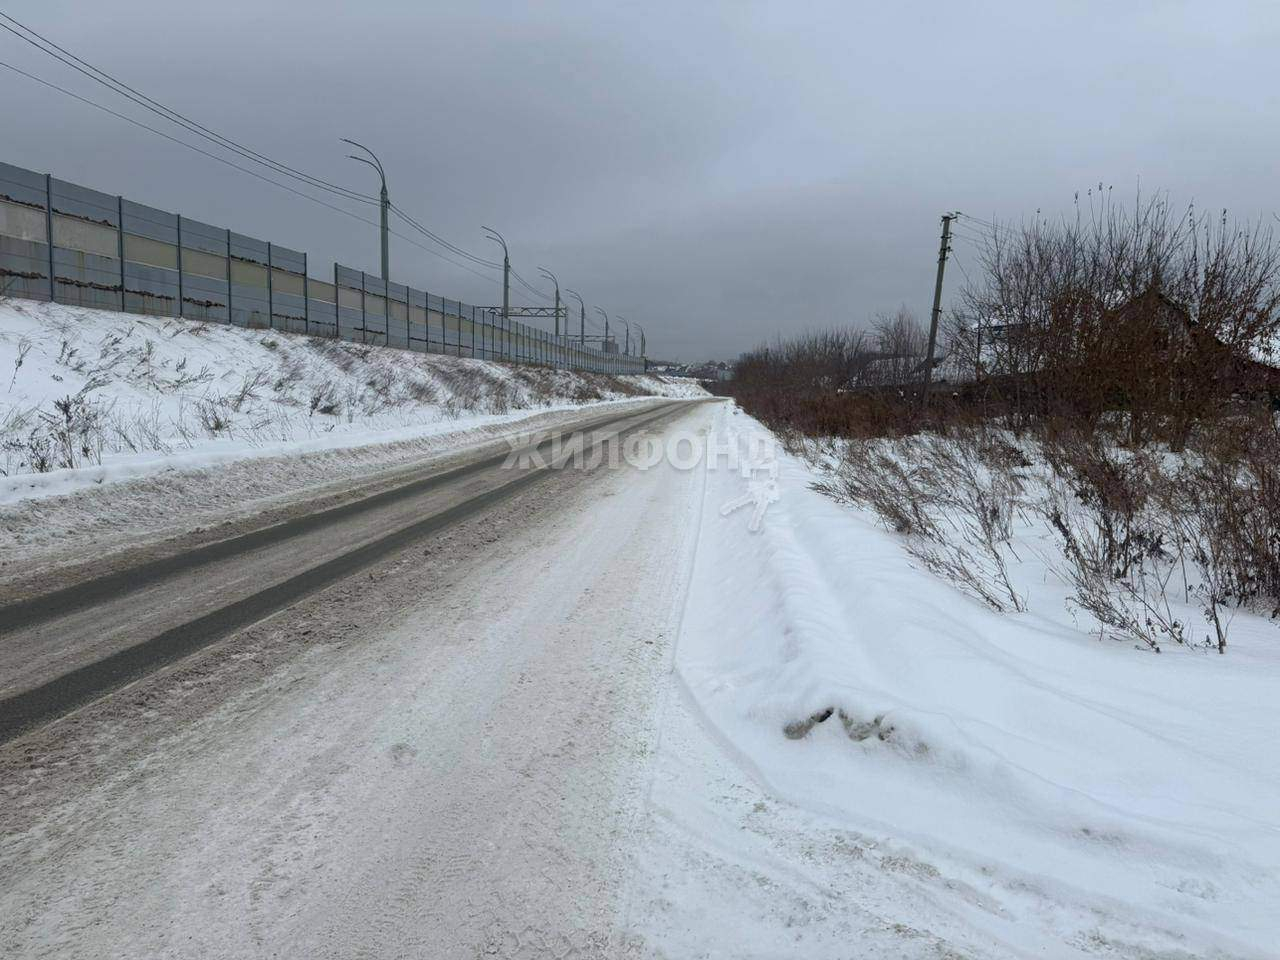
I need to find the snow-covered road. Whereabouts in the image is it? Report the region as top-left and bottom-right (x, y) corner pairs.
(1, 401), (710, 958)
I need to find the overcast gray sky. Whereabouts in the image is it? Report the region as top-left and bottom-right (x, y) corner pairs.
(4, 0), (1278, 360)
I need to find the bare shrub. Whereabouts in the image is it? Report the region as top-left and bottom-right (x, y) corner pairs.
(1151, 414), (1280, 650)
(816, 425), (1026, 611)
(404, 376), (437, 405)
(958, 192), (1280, 443)
(196, 399), (231, 436)
(1042, 480), (1185, 653)
(309, 381), (340, 416)
(1036, 428), (1162, 578)
(8, 337), (31, 391)
(227, 368), (270, 411)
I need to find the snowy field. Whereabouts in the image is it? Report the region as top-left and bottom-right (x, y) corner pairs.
(0, 298), (702, 504)
(654, 401), (1280, 957)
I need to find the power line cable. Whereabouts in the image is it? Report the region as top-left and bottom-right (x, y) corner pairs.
(0, 13), (524, 290)
(0, 58), (510, 293)
(0, 17), (618, 331)
(389, 203), (502, 268)
(0, 59), (381, 221)
(509, 267), (554, 302)
(0, 11), (375, 205)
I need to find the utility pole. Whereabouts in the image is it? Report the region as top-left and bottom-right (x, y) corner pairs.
(483, 227), (509, 357)
(342, 139), (389, 280)
(921, 212), (956, 412)
(566, 289), (585, 346)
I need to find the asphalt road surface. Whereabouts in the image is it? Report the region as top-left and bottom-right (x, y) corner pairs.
(0, 399), (710, 958)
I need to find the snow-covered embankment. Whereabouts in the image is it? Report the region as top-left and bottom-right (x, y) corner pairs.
(676, 401), (1279, 957)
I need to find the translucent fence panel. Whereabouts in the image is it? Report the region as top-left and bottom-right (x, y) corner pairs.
(0, 161), (647, 374)
(0, 162), (49, 302)
(270, 243), (307, 334)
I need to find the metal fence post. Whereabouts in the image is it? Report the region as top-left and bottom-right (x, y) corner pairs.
(303, 252), (309, 335)
(471, 304), (476, 357)
(176, 214), (184, 319)
(44, 174), (55, 302)
(116, 195), (126, 310)
(360, 270), (367, 344)
(265, 240), (273, 330)
(226, 229), (234, 326)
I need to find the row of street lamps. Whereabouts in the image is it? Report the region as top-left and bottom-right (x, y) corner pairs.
(344, 140), (645, 358)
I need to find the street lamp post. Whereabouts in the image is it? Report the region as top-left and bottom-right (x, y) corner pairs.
(482, 227), (510, 360)
(565, 289), (586, 357)
(538, 266), (561, 341)
(594, 306), (610, 373)
(617, 316), (630, 356)
(341, 138), (389, 281)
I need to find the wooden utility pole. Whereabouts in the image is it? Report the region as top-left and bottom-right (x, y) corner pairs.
(920, 212), (956, 412)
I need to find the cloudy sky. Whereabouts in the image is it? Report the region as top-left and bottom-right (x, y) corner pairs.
(3, 1), (1278, 360)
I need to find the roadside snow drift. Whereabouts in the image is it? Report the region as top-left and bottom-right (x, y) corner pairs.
(678, 402), (1280, 957)
(0, 298), (702, 502)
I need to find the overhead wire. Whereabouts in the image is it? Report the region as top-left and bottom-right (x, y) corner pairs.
(0, 11), (375, 205)
(1, 14), (635, 341)
(0, 12), (531, 285)
(389, 203), (502, 269)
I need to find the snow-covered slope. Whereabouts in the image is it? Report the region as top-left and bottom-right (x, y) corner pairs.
(0, 298), (702, 502)
(671, 402), (1280, 957)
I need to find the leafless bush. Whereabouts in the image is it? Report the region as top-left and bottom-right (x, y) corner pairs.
(958, 191), (1280, 442)
(815, 424), (1026, 611)
(227, 368), (270, 411)
(8, 337), (31, 391)
(309, 381), (340, 416)
(1151, 415), (1280, 649)
(403, 375), (437, 404)
(0, 391), (110, 473)
(42, 393), (107, 469)
(1036, 429), (1162, 578)
(488, 381), (520, 414)
(1034, 416), (1280, 653)
(1042, 480), (1185, 652)
(516, 368), (557, 405)
(196, 399), (231, 436)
